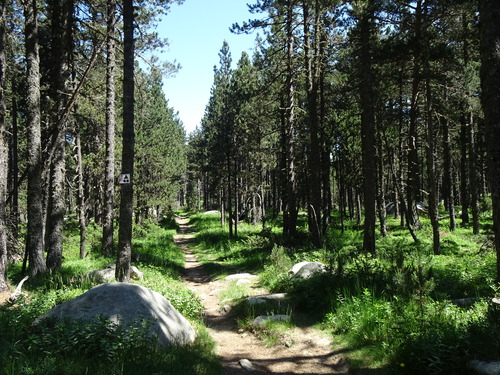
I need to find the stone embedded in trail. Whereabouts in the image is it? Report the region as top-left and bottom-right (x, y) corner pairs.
(225, 273), (258, 281)
(289, 261), (327, 279)
(239, 358), (254, 371)
(34, 283), (195, 346)
(252, 314), (291, 328)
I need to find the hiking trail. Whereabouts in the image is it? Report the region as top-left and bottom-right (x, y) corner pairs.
(174, 215), (349, 374)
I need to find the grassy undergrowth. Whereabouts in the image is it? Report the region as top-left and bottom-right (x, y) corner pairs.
(0, 215), (220, 375)
(188, 209), (500, 374)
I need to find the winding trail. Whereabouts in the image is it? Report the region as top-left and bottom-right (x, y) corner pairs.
(174, 215), (349, 375)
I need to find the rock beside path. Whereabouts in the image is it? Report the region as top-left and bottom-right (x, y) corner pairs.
(34, 283), (195, 346)
(239, 358), (254, 371)
(88, 264), (144, 283)
(289, 261), (327, 279)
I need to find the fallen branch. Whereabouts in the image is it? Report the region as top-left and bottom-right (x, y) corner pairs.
(9, 276), (29, 302)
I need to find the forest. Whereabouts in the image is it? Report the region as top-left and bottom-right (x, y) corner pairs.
(1, 0), (500, 374)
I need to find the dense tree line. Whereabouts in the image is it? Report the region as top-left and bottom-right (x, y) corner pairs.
(1, 0), (500, 289)
(0, 0), (186, 288)
(185, 0), (500, 278)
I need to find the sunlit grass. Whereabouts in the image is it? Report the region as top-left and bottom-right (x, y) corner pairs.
(189, 208), (499, 374)
(1, 217), (220, 375)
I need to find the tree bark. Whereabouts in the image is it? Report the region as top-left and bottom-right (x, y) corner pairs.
(282, 1), (298, 239)
(23, 0), (46, 278)
(442, 113), (456, 231)
(0, 0), (7, 291)
(479, 0), (500, 281)
(102, 0), (117, 256)
(407, 0), (423, 231)
(45, 0), (73, 270)
(8, 86), (19, 242)
(376, 124), (387, 237)
(303, 2), (322, 247)
(424, 14), (440, 255)
(358, 0), (377, 254)
(76, 129), (86, 259)
(469, 113), (480, 234)
(116, 0), (135, 282)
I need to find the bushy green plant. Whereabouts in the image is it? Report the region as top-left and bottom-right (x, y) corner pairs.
(325, 288), (493, 374)
(1, 315), (220, 375)
(328, 288), (393, 346)
(1, 216), (220, 375)
(260, 245), (293, 291)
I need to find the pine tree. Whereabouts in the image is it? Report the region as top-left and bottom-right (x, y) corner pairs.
(0, 0), (7, 291)
(102, 0), (117, 256)
(479, 0), (500, 281)
(116, 0), (135, 282)
(23, 0), (46, 278)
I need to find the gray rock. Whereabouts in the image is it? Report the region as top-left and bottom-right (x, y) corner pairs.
(225, 273), (257, 281)
(220, 304), (232, 315)
(246, 293), (288, 305)
(34, 283), (195, 346)
(252, 314), (290, 328)
(468, 360), (500, 375)
(239, 358), (254, 371)
(289, 261), (326, 279)
(88, 264), (144, 283)
(88, 268), (115, 282)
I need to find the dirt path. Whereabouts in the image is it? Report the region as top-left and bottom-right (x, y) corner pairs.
(174, 215), (349, 374)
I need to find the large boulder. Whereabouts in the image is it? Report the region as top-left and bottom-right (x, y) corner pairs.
(88, 264), (144, 283)
(34, 283), (195, 346)
(289, 261), (327, 279)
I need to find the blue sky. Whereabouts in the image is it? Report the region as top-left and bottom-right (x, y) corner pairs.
(157, 0), (259, 134)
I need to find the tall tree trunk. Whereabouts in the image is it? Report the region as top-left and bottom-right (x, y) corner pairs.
(358, 0), (377, 254)
(282, 2), (298, 238)
(227, 156), (233, 236)
(102, 0), (117, 256)
(441, 109), (456, 230)
(76, 129), (86, 258)
(303, 2), (322, 247)
(460, 114), (470, 225)
(8, 85), (19, 242)
(234, 164), (238, 237)
(0, 0), (7, 291)
(407, 0), (423, 231)
(376, 124), (387, 237)
(116, 0), (134, 282)
(479, 0), (500, 282)
(24, 0), (46, 277)
(46, 0), (73, 270)
(469, 113), (480, 234)
(423, 14), (440, 255)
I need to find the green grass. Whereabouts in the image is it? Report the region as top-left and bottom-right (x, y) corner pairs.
(1, 217), (220, 375)
(187, 208), (500, 374)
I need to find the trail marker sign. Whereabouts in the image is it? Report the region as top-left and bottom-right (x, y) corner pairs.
(118, 174), (131, 184)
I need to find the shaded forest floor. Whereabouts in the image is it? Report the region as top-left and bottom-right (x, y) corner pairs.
(175, 215), (349, 374)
